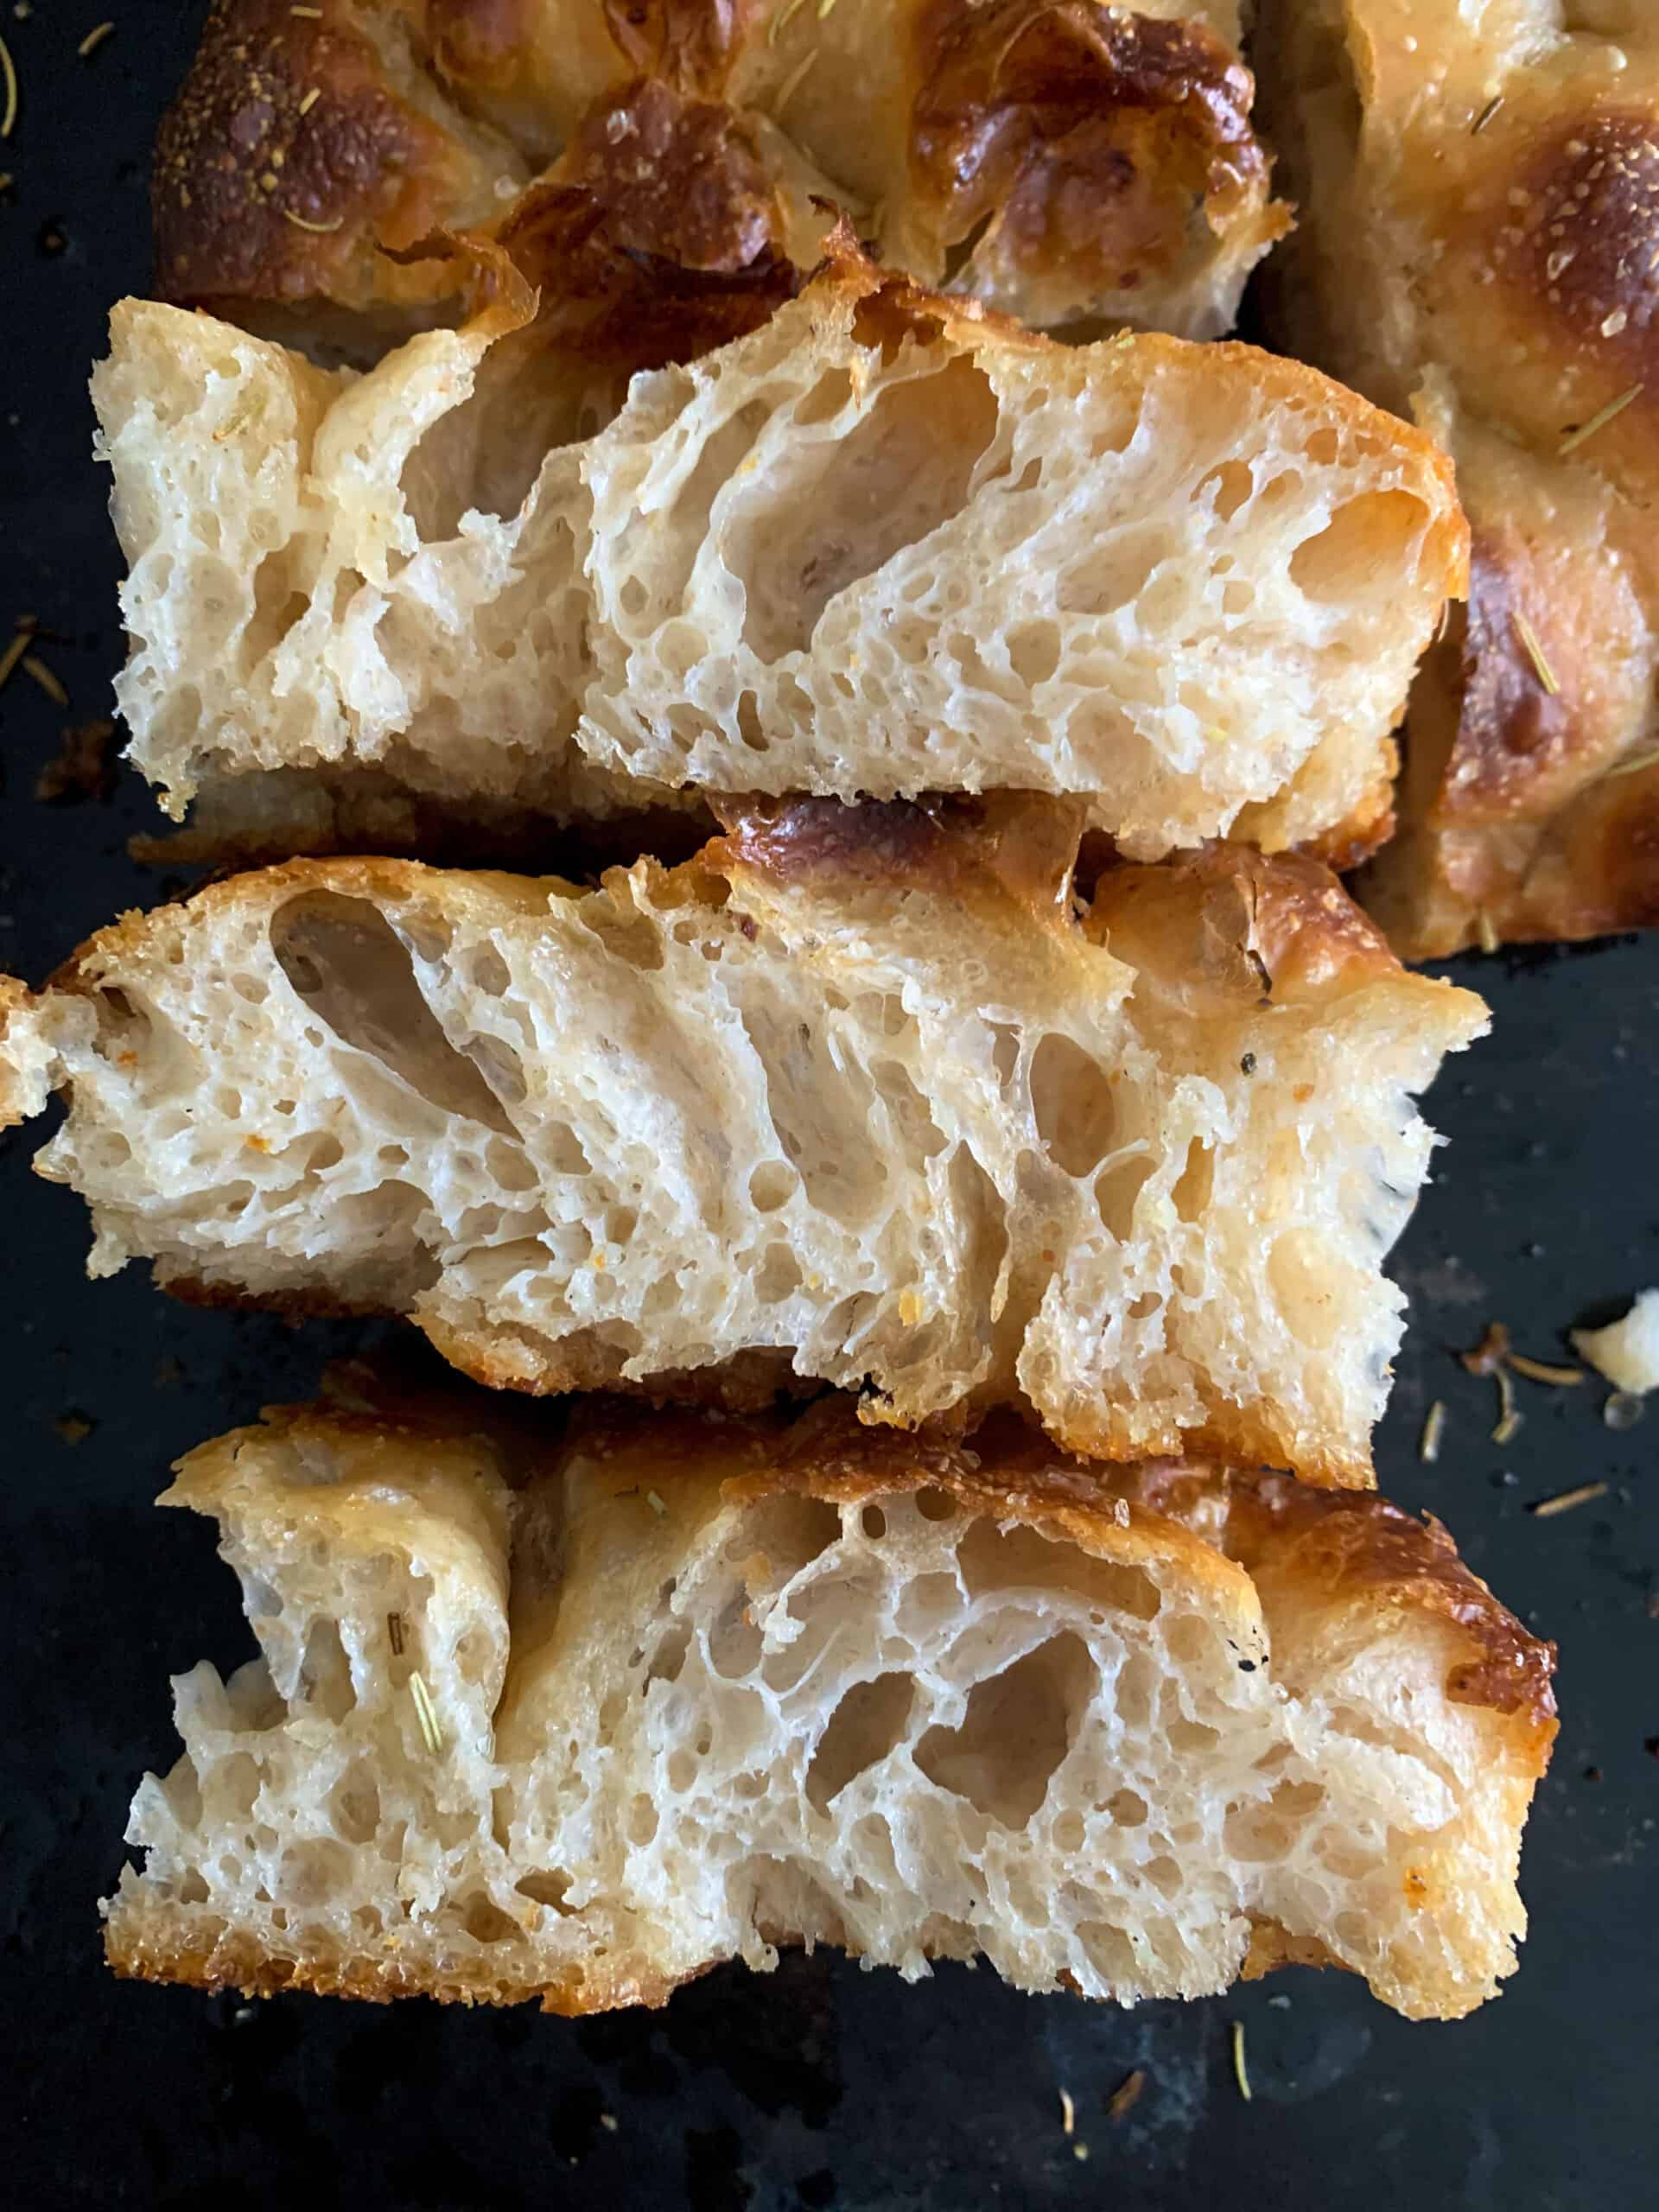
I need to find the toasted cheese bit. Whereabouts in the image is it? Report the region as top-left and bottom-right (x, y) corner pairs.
(1559, 384), (1643, 457)
(298, 86), (321, 115)
(77, 22), (114, 57)
(1107, 2069), (1146, 2120)
(409, 1669), (444, 1754)
(281, 208), (344, 233)
(645, 1490), (667, 1517)
(386, 1610), (405, 1656)
(0, 34), (16, 138)
(1505, 1352), (1583, 1388)
(1476, 911), (1500, 955)
(1059, 2088), (1076, 2136)
(1471, 94), (1503, 135)
(22, 652), (67, 705)
(1511, 610), (1559, 696)
(1419, 1401), (1446, 1463)
(1530, 1480), (1609, 1519)
(1230, 2021), (1252, 2102)
(1491, 1366), (1522, 1446)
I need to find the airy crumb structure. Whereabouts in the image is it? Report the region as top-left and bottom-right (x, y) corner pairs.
(92, 243), (1465, 860)
(0, 804), (1488, 1484)
(103, 1393), (1556, 2023)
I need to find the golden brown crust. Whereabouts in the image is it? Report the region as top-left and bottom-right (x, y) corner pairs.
(1084, 840), (1404, 1015)
(910, 0), (1280, 320)
(709, 791), (1090, 931)
(105, 1920), (696, 2015)
(154, 2), (1281, 340)
(1221, 1475), (1557, 1744)
(154, 0), (484, 313)
(1258, 0), (1659, 955)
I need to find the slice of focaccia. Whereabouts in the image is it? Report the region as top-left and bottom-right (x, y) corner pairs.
(94, 238), (1465, 863)
(156, 1), (1285, 346)
(1255, 0), (1659, 955)
(0, 801), (1487, 1485)
(102, 1389), (1556, 2024)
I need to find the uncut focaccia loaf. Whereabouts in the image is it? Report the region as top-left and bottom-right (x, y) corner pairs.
(104, 1389), (1556, 2023)
(0, 801), (1487, 1485)
(93, 241), (1466, 864)
(156, 0), (1285, 347)
(1256, 0), (1659, 956)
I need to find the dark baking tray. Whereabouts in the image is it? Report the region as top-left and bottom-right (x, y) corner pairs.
(2, 11), (1655, 2207)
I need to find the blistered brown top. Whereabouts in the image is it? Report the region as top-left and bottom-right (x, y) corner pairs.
(154, 0), (474, 309)
(710, 792), (1086, 927)
(154, 0), (1277, 335)
(1260, 1), (1659, 953)
(557, 76), (779, 270)
(1223, 1475), (1557, 1738)
(1085, 842), (1404, 1008)
(912, 0), (1267, 298)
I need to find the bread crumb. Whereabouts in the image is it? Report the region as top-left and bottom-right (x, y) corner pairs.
(1573, 1291), (1659, 1394)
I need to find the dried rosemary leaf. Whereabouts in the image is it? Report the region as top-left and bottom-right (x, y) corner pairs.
(1530, 1480), (1609, 1518)
(1230, 2021), (1252, 2102)
(1559, 384), (1643, 457)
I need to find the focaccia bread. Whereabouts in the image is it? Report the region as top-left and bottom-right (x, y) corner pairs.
(94, 240), (1465, 863)
(1256, 0), (1659, 956)
(103, 1389), (1556, 2023)
(156, 0), (1286, 347)
(0, 801), (1487, 1485)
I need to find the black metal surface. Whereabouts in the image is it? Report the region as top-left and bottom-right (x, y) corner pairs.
(2, 12), (1656, 2207)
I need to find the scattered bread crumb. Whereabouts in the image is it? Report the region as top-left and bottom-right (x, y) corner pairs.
(1573, 1292), (1659, 1395)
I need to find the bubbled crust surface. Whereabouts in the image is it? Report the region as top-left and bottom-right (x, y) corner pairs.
(154, 0), (514, 314)
(1257, 0), (1659, 956)
(154, 0), (1282, 342)
(103, 1388), (1554, 2018)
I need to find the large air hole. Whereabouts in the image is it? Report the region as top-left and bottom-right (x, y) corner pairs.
(1057, 525), (1173, 618)
(1194, 459), (1254, 520)
(805, 1672), (916, 1811)
(1224, 1780), (1327, 1862)
(734, 356), (1000, 661)
(270, 893), (517, 1135)
(1289, 490), (1428, 604)
(327, 1762), (380, 1846)
(298, 1618), (356, 1724)
(1172, 1139), (1216, 1224)
(915, 1632), (1096, 1827)
(959, 1518), (1160, 1619)
(1030, 1034), (1119, 1176)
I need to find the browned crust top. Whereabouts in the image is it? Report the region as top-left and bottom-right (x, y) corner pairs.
(153, 0), (469, 307)
(912, 0), (1272, 298)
